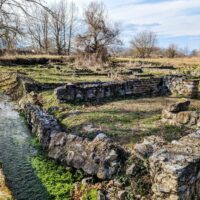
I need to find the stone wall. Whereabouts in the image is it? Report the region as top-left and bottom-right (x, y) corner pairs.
(163, 75), (199, 98)
(149, 131), (200, 200)
(24, 104), (62, 149)
(22, 100), (200, 197)
(23, 104), (128, 180)
(18, 76), (63, 93)
(55, 76), (199, 103)
(10, 74), (199, 102)
(55, 78), (163, 103)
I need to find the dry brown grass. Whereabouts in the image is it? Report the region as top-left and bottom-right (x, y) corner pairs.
(115, 57), (200, 68)
(0, 54), (67, 60)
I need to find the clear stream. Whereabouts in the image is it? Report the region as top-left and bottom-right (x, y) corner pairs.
(0, 94), (50, 200)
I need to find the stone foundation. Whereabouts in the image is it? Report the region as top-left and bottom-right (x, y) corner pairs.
(55, 78), (163, 103)
(18, 76), (63, 93)
(55, 76), (199, 103)
(22, 100), (200, 197)
(163, 75), (199, 98)
(6, 74), (198, 103)
(24, 104), (61, 149)
(149, 131), (200, 200)
(23, 104), (128, 180)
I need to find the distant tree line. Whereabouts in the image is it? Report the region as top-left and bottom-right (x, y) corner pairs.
(0, 0), (199, 61)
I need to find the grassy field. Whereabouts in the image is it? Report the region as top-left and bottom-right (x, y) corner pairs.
(115, 57), (200, 77)
(115, 57), (200, 67)
(41, 90), (198, 148)
(0, 65), (112, 83)
(1, 56), (200, 84)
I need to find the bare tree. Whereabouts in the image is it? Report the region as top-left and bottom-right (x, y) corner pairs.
(0, 0), (49, 33)
(131, 31), (157, 58)
(50, 0), (68, 55)
(42, 10), (50, 53)
(0, 0), (51, 54)
(24, 0), (77, 55)
(27, 7), (51, 53)
(165, 44), (178, 58)
(67, 1), (77, 56)
(191, 49), (198, 57)
(76, 2), (120, 62)
(0, 14), (23, 53)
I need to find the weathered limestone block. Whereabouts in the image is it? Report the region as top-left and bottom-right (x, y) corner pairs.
(162, 109), (176, 120)
(19, 91), (41, 109)
(23, 104), (62, 148)
(176, 111), (200, 126)
(162, 101), (200, 128)
(150, 131), (200, 200)
(163, 76), (199, 98)
(55, 84), (76, 103)
(48, 132), (127, 180)
(166, 101), (190, 113)
(134, 136), (167, 160)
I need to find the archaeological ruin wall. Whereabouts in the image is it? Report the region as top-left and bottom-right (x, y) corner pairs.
(17, 76), (63, 93)
(55, 76), (199, 103)
(163, 75), (199, 98)
(149, 131), (200, 200)
(55, 78), (163, 103)
(23, 103), (128, 180)
(21, 99), (200, 199)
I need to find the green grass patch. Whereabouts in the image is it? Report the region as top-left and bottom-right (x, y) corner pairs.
(30, 137), (84, 200)
(82, 189), (98, 200)
(31, 155), (84, 200)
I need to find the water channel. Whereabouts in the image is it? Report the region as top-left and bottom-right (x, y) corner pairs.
(0, 94), (50, 200)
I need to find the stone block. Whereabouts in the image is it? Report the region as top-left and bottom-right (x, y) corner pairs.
(150, 131), (200, 200)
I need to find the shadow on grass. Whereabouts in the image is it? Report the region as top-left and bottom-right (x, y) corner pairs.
(129, 124), (192, 145)
(60, 108), (193, 145)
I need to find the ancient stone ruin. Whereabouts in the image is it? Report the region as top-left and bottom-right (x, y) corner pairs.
(16, 74), (200, 199)
(162, 100), (200, 128)
(55, 78), (162, 103)
(23, 103), (128, 180)
(4, 73), (199, 102)
(134, 136), (167, 161)
(149, 131), (200, 200)
(55, 75), (199, 103)
(163, 75), (199, 98)
(18, 75), (63, 93)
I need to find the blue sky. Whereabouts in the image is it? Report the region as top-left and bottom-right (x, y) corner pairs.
(72, 0), (200, 50)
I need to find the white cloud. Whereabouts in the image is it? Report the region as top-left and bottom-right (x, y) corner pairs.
(48, 0), (200, 48)
(111, 0), (200, 36)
